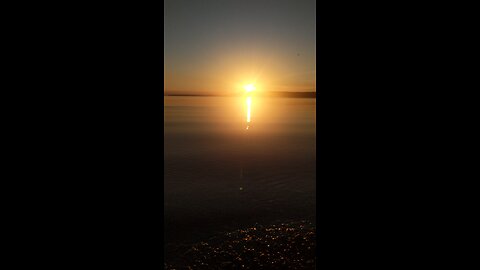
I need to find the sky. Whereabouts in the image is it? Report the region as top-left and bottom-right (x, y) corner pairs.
(164, 0), (316, 95)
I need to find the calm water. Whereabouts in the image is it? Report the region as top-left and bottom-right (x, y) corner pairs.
(164, 96), (316, 245)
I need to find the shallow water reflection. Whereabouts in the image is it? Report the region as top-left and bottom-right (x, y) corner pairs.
(164, 96), (316, 245)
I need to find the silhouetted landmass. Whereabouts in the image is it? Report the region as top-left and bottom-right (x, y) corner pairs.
(164, 93), (221, 97)
(259, 91), (316, 98)
(165, 91), (316, 98)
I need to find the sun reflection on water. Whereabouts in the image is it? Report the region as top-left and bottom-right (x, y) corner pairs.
(245, 95), (253, 130)
(246, 96), (252, 130)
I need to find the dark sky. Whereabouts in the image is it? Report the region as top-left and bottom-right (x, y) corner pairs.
(164, 0), (316, 94)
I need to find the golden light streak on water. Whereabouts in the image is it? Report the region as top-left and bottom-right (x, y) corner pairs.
(246, 96), (252, 129)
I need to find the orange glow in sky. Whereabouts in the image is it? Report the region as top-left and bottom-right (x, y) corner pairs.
(164, 0), (315, 96)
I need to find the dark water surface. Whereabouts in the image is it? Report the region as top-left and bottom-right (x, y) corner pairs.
(164, 96), (316, 247)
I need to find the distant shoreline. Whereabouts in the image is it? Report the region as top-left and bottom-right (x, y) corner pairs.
(164, 91), (316, 98)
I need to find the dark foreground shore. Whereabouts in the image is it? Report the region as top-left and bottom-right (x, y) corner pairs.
(165, 220), (316, 270)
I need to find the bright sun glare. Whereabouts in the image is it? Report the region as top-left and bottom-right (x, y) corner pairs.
(244, 84), (256, 92)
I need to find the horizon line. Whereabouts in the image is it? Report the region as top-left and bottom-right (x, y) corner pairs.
(164, 91), (316, 98)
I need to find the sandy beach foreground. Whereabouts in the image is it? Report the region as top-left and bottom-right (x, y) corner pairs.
(165, 220), (316, 270)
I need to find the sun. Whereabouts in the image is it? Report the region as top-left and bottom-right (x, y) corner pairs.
(244, 84), (256, 92)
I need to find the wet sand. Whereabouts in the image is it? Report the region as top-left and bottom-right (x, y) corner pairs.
(165, 220), (315, 270)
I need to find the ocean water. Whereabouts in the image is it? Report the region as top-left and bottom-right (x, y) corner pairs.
(164, 95), (316, 245)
